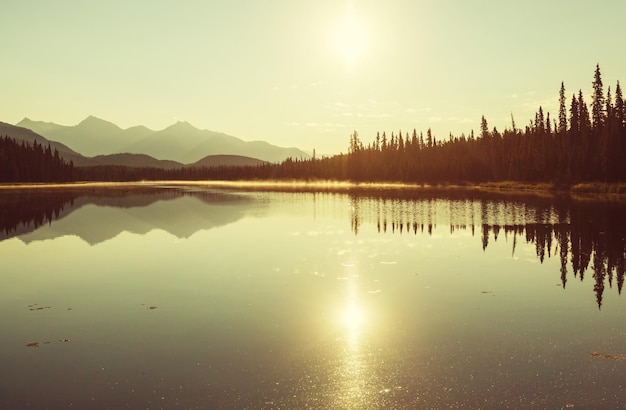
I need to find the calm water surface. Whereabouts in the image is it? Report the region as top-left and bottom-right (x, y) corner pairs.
(1, 185), (626, 409)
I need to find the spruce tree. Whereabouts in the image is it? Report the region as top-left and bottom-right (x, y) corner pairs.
(592, 64), (605, 130)
(569, 94), (579, 133)
(615, 81), (624, 130)
(559, 82), (567, 133)
(480, 116), (489, 139)
(579, 90), (591, 133)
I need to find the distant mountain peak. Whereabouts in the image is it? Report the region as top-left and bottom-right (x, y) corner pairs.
(165, 120), (199, 132)
(80, 115), (111, 124)
(77, 116), (122, 132)
(17, 117), (53, 126)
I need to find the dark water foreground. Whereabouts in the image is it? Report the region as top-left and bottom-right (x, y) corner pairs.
(1, 185), (625, 409)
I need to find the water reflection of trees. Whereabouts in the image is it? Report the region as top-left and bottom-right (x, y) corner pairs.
(0, 190), (78, 239)
(0, 187), (253, 243)
(349, 192), (626, 309)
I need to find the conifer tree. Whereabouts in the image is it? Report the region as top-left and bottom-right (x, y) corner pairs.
(559, 82), (568, 133)
(570, 94), (579, 133)
(536, 107), (545, 133)
(606, 86), (613, 123)
(480, 116), (489, 139)
(592, 64), (605, 129)
(615, 81), (624, 129)
(579, 90), (591, 133)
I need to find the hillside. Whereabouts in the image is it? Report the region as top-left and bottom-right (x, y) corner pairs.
(88, 153), (183, 169)
(186, 154), (267, 168)
(1, 122), (269, 171)
(17, 116), (150, 157)
(0, 121), (87, 165)
(17, 116), (309, 163)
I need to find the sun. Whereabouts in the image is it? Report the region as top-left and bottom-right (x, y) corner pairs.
(331, 13), (370, 68)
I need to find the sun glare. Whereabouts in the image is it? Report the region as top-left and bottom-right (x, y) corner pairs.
(331, 13), (369, 67)
(341, 304), (365, 330)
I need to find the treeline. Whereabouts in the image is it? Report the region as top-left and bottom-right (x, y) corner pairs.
(121, 64), (621, 184)
(342, 64), (625, 183)
(0, 136), (74, 182)
(1, 65), (624, 184)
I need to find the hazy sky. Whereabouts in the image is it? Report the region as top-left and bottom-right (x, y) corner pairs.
(2, 0), (625, 155)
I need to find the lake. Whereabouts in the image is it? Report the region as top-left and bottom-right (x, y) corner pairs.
(1, 184), (626, 409)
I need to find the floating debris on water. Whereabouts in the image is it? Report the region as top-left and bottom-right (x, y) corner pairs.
(24, 339), (70, 347)
(590, 351), (626, 361)
(28, 304), (51, 311)
(481, 291), (494, 294)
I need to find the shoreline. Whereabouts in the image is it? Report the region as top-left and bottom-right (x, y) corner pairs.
(1, 180), (626, 201)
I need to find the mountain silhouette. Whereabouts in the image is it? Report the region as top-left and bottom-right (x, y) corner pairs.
(186, 154), (266, 168)
(17, 116), (309, 163)
(6, 188), (264, 245)
(17, 116), (150, 157)
(3, 121), (275, 169)
(0, 121), (87, 164)
(88, 153), (183, 169)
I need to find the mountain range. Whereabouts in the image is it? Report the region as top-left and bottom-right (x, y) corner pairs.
(6, 116), (308, 167)
(0, 188), (264, 245)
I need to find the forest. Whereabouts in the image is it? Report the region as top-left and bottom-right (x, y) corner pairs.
(1, 65), (624, 185)
(340, 64), (625, 184)
(0, 136), (74, 182)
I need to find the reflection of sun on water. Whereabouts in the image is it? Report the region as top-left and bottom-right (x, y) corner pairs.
(333, 293), (374, 408)
(337, 302), (366, 407)
(342, 304), (365, 333)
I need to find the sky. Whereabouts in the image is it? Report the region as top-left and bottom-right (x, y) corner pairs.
(2, 0), (625, 155)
